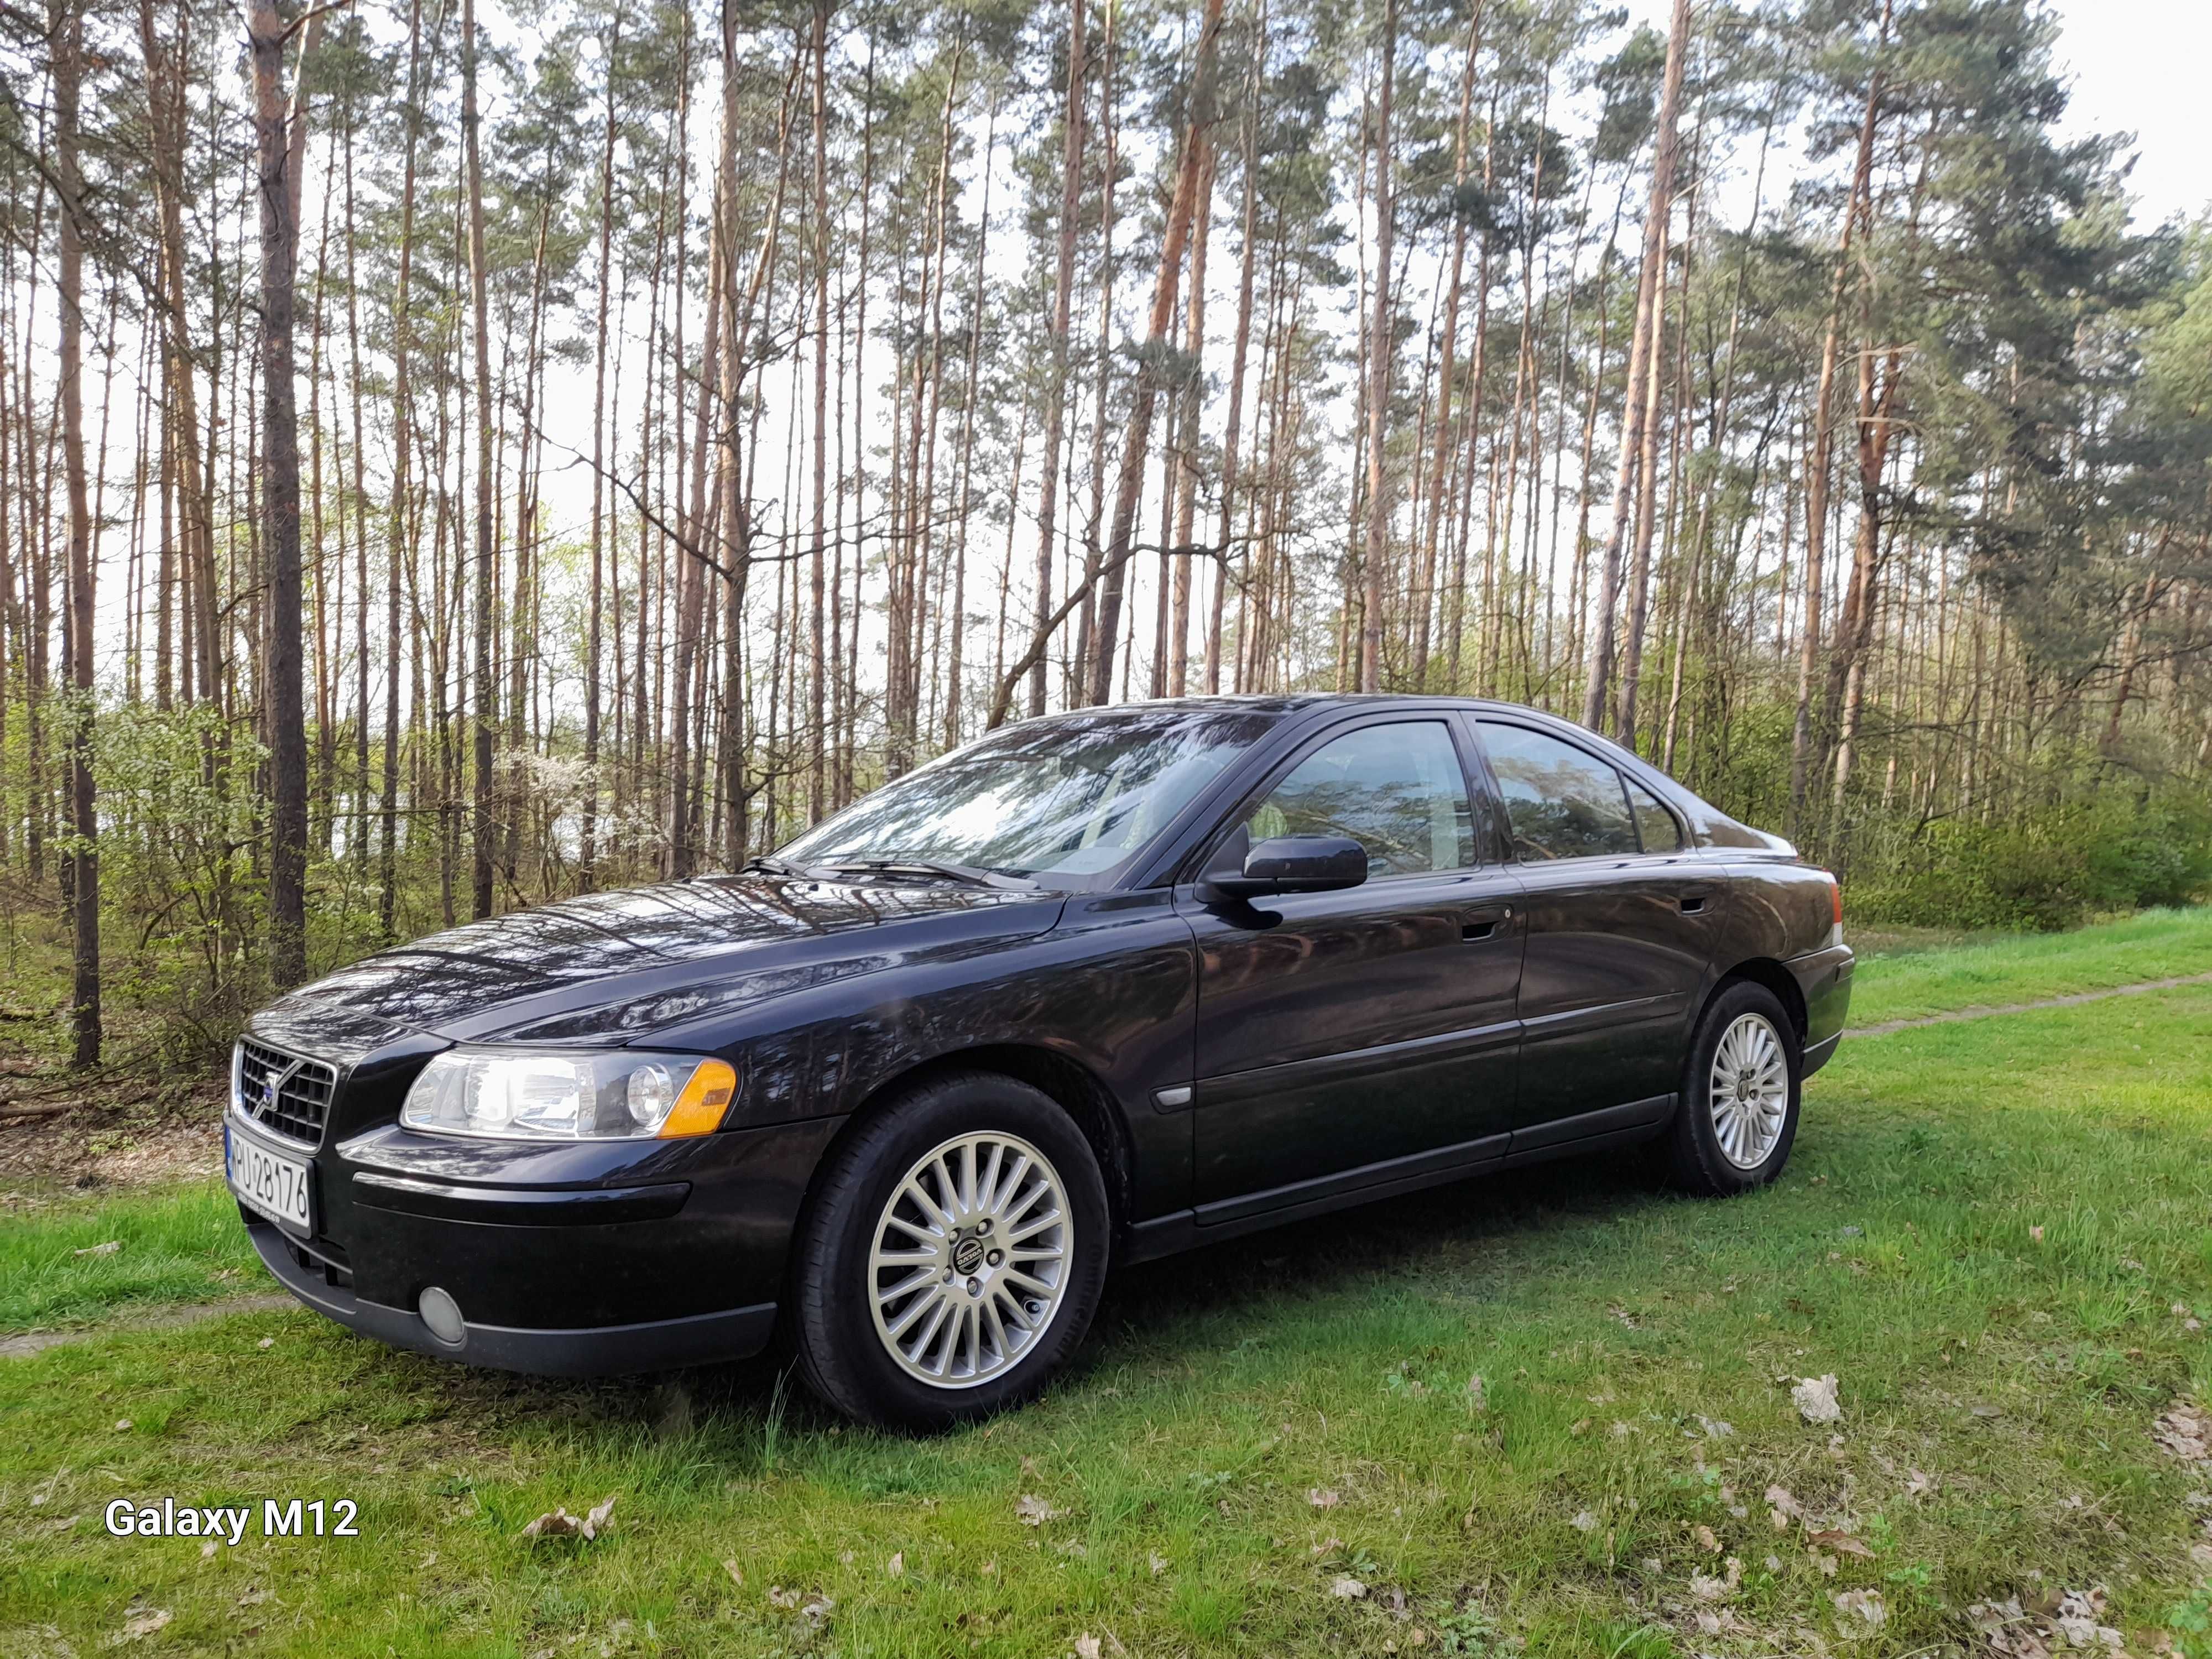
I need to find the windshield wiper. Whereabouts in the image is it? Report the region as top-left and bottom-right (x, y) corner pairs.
(813, 858), (1037, 892)
(743, 853), (836, 881)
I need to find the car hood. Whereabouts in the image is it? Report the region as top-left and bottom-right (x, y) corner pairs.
(247, 874), (1066, 1063)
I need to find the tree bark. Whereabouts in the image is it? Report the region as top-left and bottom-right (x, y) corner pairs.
(1581, 0), (1688, 732)
(460, 0), (497, 917)
(247, 0), (328, 985)
(1083, 0), (1227, 709)
(55, 0), (99, 1062)
(1029, 6), (1087, 719)
(1357, 0), (1399, 695)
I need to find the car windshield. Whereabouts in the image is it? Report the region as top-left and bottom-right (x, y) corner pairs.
(777, 708), (1277, 889)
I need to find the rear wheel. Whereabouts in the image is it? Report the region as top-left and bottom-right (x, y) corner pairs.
(1662, 980), (1801, 1196)
(791, 1072), (1109, 1430)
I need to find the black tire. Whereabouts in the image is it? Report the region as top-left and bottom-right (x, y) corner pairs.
(1662, 980), (1802, 1197)
(790, 1071), (1110, 1431)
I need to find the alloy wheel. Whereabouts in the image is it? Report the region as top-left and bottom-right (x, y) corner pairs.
(867, 1131), (1072, 1389)
(1708, 1011), (1789, 1170)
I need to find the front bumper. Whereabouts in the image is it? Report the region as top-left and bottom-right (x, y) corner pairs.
(234, 1105), (843, 1378)
(248, 1218), (776, 1375)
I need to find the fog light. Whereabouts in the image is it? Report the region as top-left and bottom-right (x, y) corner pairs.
(418, 1286), (466, 1346)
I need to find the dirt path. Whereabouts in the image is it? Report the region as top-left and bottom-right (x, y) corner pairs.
(1850, 971), (2212, 1037)
(0, 1294), (294, 1361)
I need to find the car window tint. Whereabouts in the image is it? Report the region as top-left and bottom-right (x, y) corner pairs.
(1243, 722), (1476, 877)
(1626, 777), (1683, 853)
(1477, 722), (1639, 862)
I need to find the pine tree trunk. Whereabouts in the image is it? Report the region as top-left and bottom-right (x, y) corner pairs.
(1357, 0), (1398, 695)
(1582, 0), (1688, 733)
(1085, 0), (1227, 709)
(459, 0), (498, 917)
(56, 0), (99, 1062)
(247, 0), (320, 985)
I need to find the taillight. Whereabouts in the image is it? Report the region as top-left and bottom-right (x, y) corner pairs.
(1827, 874), (1843, 946)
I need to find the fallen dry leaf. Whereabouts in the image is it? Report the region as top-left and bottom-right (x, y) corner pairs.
(73, 1240), (121, 1257)
(1014, 1494), (1061, 1526)
(1465, 1374), (1488, 1410)
(886, 1551), (904, 1577)
(1793, 1374), (1842, 1424)
(1569, 1510), (1599, 1533)
(1330, 1576), (1368, 1599)
(114, 1606), (172, 1643)
(520, 1494), (616, 1541)
(1692, 1524), (1721, 1553)
(767, 1586), (834, 1624)
(2157, 1402), (2212, 1461)
(1834, 1588), (1886, 1633)
(1148, 1551), (1170, 1576)
(1074, 1636), (1103, 1659)
(722, 1558), (743, 1586)
(1307, 1488), (1342, 1509)
(1807, 1528), (1874, 1559)
(1689, 1557), (1742, 1601)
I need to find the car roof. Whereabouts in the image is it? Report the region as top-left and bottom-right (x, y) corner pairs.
(1019, 692), (1571, 719)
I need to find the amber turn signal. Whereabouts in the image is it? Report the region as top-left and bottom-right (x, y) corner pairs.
(658, 1057), (738, 1138)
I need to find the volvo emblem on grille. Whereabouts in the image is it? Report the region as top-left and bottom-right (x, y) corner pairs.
(243, 1053), (303, 1113)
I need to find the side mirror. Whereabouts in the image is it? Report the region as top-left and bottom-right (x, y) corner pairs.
(1201, 834), (1369, 902)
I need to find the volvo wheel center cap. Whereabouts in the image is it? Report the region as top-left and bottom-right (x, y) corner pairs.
(951, 1235), (985, 1275)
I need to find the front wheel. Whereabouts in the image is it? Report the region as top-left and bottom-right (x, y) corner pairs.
(1662, 981), (1802, 1196)
(791, 1072), (1109, 1431)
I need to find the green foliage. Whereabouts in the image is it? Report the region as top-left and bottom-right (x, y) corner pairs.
(1850, 786), (2212, 931)
(2169, 1582), (2212, 1659)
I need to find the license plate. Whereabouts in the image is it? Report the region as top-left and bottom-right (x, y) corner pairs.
(227, 1122), (314, 1238)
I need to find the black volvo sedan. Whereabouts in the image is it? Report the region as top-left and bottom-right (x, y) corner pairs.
(228, 695), (1851, 1428)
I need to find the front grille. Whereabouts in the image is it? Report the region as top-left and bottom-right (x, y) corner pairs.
(235, 1038), (337, 1147)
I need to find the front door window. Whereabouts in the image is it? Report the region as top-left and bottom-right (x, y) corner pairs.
(1241, 721), (1478, 877)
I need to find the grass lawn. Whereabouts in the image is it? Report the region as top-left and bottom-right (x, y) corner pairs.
(0, 1184), (260, 1333)
(4, 914), (2212, 1656)
(1845, 904), (2212, 1026)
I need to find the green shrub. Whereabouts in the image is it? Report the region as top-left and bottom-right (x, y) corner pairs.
(1849, 788), (2212, 931)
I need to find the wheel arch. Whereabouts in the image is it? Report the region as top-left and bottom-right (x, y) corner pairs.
(805, 1043), (1136, 1242)
(1707, 957), (1809, 1047)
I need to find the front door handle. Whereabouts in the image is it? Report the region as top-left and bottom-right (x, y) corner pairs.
(1679, 891), (1709, 914)
(1461, 904), (1512, 942)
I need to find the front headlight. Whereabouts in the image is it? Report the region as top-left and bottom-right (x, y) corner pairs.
(400, 1049), (737, 1141)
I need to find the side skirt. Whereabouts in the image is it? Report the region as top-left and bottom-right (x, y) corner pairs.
(1121, 1095), (1676, 1267)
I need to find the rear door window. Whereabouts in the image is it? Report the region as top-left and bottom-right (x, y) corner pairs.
(1625, 777), (1684, 853)
(1475, 722), (1639, 862)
